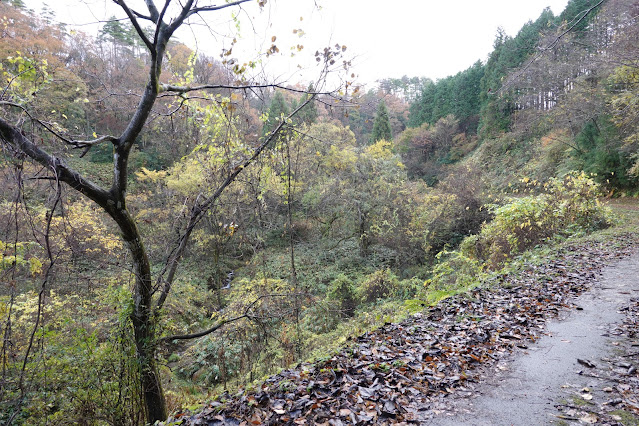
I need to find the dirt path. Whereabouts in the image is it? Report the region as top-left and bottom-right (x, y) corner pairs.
(428, 253), (639, 425)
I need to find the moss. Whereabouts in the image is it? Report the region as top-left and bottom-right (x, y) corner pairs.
(570, 395), (594, 407)
(610, 409), (639, 426)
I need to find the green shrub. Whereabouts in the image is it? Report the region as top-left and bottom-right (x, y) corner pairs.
(357, 269), (400, 303)
(301, 299), (342, 334)
(395, 277), (423, 300)
(409, 164), (491, 258)
(462, 171), (611, 268)
(0, 286), (144, 425)
(424, 250), (484, 292)
(327, 274), (358, 317)
(570, 118), (636, 190)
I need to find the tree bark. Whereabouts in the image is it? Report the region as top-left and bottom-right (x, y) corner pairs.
(110, 206), (167, 422)
(357, 203), (369, 257)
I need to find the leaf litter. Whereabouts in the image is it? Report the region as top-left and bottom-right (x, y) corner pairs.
(552, 290), (639, 425)
(167, 235), (639, 425)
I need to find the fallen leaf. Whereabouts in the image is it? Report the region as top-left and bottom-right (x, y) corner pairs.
(577, 358), (596, 368)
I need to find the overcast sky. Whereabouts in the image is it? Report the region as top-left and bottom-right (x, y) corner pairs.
(28, 0), (570, 86)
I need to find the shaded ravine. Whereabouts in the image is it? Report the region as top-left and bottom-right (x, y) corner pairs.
(427, 253), (639, 425)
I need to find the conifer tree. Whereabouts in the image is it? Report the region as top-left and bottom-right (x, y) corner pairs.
(7, 0), (26, 8)
(370, 100), (392, 143)
(263, 91), (290, 137)
(292, 83), (318, 126)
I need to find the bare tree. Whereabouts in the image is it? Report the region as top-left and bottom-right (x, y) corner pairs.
(0, 0), (347, 422)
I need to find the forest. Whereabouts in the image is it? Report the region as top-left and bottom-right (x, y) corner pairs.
(0, 0), (638, 424)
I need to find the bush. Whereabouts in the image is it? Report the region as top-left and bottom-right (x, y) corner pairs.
(357, 269), (400, 304)
(327, 274), (358, 317)
(0, 286), (145, 425)
(424, 250), (484, 292)
(395, 277), (423, 300)
(301, 299), (342, 334)
(409, 164), (491, 257)
(570, 118), (636, 190)
(462, 171), (611, 268)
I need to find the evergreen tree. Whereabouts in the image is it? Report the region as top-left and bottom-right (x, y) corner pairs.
(558, 0), (603, 33)
(40, 2), (56, 23)
(99, 16), (135, 47)
(408, 61), (484, 133)
(478, 28), (516, 136)
(452, 61), (484, 132)
(431, 76), (453, 121)
(263, 91), (290, 137)
(408, 80), (435, 127)
(7, 0), (26, 8)
(370, 100), (392, 143)
(572, 118), (634, 188)
(291, 83), (318, 126)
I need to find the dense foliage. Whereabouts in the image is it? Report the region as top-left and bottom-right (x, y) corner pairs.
(0, 0), (637, 423)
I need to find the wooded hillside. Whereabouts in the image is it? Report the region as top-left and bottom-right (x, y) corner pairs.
(0, 0), (636, 424)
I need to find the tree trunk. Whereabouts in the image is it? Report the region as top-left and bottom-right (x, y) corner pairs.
(111, 206), (167, 422)
(357, 203), (369, 258)
(135, 326), (167, 423)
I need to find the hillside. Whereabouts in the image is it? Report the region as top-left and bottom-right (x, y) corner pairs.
(402, 0), (638, 193)
(168, 231), (639, 424)
(0, 0), (637, 424)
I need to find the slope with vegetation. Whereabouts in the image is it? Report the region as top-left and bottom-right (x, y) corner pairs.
(0, 0), (637, 424)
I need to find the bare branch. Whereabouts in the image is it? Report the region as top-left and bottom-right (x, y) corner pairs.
(154, 91), (318, 310)
(32, 121), (117, 158)
(159, 82), (333, 96)
(0, 117), (112, 208)
(0, 100), (28, 111)
(544, 0), (607, 51)
(187, 0), (254, 18)
(499, 0), (607, 94)
(9, 178), (62, 424)
(161, 313), (249, 342)
(157, 0), (172, 29)
(70, 135), (119, 158)
(140, 0), (161, 23)
(0, 101), (118, 157)
(110, 1), (152, 21)
(113, 0), (154, 51)
(160, 293), (302, 342)
(165, 0), (194, 37)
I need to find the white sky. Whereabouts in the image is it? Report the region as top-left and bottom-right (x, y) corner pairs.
(28, 0), (570, 86)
